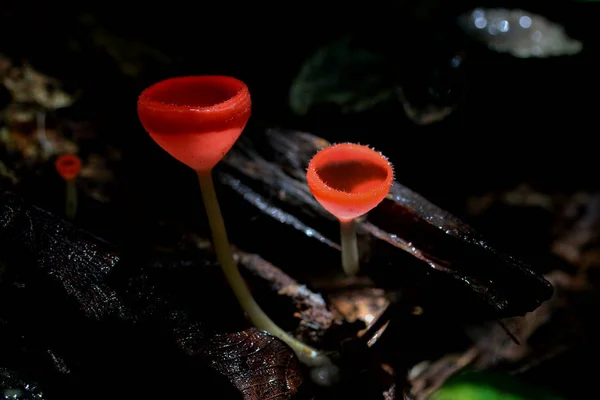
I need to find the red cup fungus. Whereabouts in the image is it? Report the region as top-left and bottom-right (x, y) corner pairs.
(307, 143), (393, 276)
(138, 76), (251, 173)
(137, 75), (328, 366)
(55, 154), (82, 221)
(55, 154), (82, 181)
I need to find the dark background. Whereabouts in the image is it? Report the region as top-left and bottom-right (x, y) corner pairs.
(2, 1), (597, 194)
(2, 1), (598, 207)
(11, 2), (600, 198)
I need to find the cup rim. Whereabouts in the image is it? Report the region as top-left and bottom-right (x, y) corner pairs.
(306, 142), (394, 211)
(138, 75), (249, 113)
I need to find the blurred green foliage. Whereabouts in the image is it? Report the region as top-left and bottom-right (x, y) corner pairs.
(431, 371), (567, 400)
(288, 38), (392, 115)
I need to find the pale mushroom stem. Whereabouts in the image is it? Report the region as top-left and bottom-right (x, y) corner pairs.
(339, 218), (359, 276)
(196, 170), (329, 366)
(65, 179), (78, 221)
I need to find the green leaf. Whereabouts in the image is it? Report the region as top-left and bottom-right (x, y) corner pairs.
(431, 371), (567, 400)
(289, 37), (392, 115)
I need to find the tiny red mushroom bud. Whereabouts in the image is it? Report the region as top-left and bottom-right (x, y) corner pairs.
(55, 154), (82, 221)
(55, 154), (82, 181)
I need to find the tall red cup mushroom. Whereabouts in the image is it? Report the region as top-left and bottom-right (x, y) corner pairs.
(307, 143), (394, 276)
(137, 76), (327, 365)
(55, 154), (82, 221)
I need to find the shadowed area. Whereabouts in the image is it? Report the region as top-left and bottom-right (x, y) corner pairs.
(0, 189), (303, 400)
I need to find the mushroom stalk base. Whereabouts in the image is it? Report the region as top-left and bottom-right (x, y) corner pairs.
(197, 171), (329, 366)
(340, 219), (359, 276)
(65, 180), (77, 221)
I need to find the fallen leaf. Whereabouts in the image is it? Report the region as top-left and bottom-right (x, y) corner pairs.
(204, 329), (303, 400)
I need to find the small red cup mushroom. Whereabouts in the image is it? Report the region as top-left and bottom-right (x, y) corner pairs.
(55, 154), (82, 221)
(307, 143), (394, 276)
(55, 154), (82, 181)
(137, 76), (327, 365)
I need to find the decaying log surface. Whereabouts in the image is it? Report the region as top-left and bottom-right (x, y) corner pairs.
(236, 249), (340, 341)
(0, 189), (123, 320)
(0, 189), (304, 400)
(219, 129), (553, 319)
(179, 231), (344, 345)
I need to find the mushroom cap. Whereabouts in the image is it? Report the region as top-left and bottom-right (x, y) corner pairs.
(137, 76), (251, 172)
(307, 143), (393, 221)
(55, 154), (82, 181)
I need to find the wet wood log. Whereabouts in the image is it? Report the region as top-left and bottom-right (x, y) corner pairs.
(0, 189), (304, 400)
(235, 248), (340, 341)
(218, 129), (553, 320)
